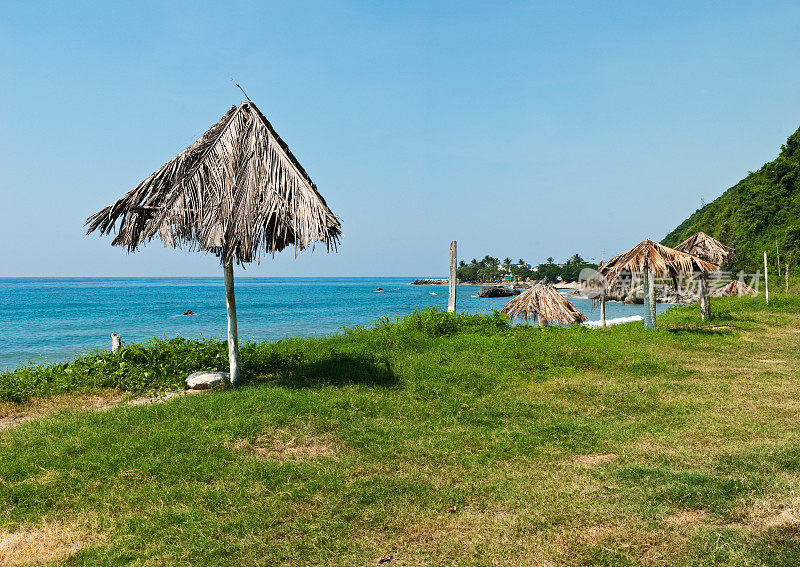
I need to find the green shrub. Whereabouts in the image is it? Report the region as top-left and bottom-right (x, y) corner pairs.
(390, 307), (510, 337)
(0, 337), (228, 402)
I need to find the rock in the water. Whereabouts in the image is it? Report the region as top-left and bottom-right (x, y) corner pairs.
(181, 309), (196, 316)
(477, 286), (521, 298)
(185, 371), (228, 390)
(624, 292), (643, 304)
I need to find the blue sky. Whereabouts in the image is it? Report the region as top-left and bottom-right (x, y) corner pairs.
(2, 1), (800, 277)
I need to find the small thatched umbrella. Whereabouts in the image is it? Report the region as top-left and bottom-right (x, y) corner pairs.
(674, 232), (734, 266)
(501, 282), (588, 326)
(86, 100), (341, 385)
(599, 239), (715, 329)
(674, 232), (735, 320)
(712, 280), (757, 297)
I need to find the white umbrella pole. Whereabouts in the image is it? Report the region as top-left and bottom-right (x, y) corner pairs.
(699, 272), (709, 321)
(223, 262), (241, 386)
(643, 267), (656, 329)
(599, 260), (606, 328)
(600, 292), (606, 328)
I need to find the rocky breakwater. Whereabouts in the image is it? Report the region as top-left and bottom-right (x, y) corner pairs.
(411, 279), (448, 285)
(476, 286), (521, 298)
(606, 285), (700, 304)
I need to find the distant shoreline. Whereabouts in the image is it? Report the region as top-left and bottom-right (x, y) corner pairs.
(410, 278), (582, 290)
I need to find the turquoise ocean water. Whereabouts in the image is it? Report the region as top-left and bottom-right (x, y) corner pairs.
(0, 278), (674, 370)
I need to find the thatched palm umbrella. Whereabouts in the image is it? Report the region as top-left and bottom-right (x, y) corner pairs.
(599, 239), (715, 329)
(711, 280), (757, 297)
(86, 100), (341, 385)
(674, 232), (735, 320)
(674, 232), (734, 266)
(501, 282), (588, 326)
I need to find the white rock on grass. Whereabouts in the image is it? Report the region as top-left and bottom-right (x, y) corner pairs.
(186, 371), (229, 390)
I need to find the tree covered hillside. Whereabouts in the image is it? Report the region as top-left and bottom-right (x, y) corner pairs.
(662, 126), (800, 271)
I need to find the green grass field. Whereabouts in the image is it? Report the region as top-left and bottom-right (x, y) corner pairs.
(1, 296), (799, 565)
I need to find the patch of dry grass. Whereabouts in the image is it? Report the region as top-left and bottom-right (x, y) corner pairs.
(666, 510), (709, 525)
(573, 453), (617, 466)
(748, 497), (800, 530)
(231, 429), (342, 461)
(0, 390), (194, 432)
(0, 392), (124, 431)
(0, 520), (96, 566)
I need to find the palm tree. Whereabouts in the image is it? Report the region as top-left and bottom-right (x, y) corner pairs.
(503, 257), (512, 271)
(546, 257), (555, 264)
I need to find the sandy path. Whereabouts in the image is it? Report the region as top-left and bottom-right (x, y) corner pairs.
(0, 390), (197, 432)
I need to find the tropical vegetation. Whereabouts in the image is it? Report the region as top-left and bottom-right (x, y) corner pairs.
(663, 125), (800, 271)
(456, 254), (596, 283)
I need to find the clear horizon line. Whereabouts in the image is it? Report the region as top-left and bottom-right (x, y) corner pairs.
(0, 275), (447, 279)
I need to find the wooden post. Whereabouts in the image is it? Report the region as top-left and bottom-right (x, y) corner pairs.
(600, 292), (606, 328)
(787, 265), (790, 295)
(448, 241), (457, 313)
(643, 266), (656, 329)
(223, 262), (241, 386)
(764, 251), (769, 304)
(699, 272), (709, 321)
(537, 314), (548, 328)
(599, 257), (606, 329)
(111, 333), (122, 353)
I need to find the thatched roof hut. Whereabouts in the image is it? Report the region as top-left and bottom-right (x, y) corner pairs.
(599, 239), (716, 287)
(86, 101), (341, 265)
(674, 232), (734, 267)
(599, 239), (716, 328)
(712, 280), (758, 297)
(86, 100), (341, 385)
(501, 282), (587, 326)
(673, 232), (735, 321)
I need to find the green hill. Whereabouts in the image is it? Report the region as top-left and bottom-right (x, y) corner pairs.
(662, 126), (800, 271)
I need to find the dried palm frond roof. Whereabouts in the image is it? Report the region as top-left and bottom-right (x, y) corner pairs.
(598, 239), (716, 288)
(674, 232), (735, 267)
(85, 101), (341, 265)
(711, 280), (758, 297)
(501, 282), (588, 325)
